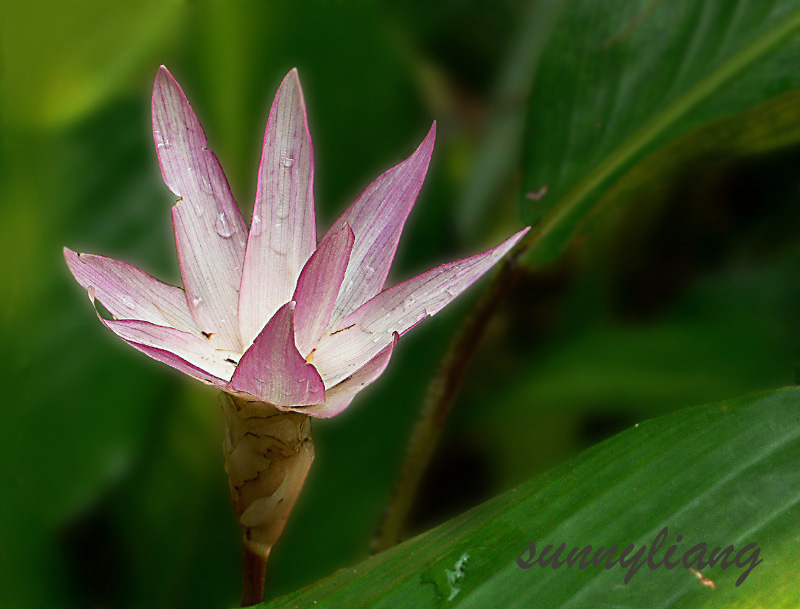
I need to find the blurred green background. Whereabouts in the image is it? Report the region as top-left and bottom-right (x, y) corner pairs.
(2, 1), (800, 607)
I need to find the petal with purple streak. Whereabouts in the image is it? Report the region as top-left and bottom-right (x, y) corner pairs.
(239, 69), (317, 346)
(84, 287), (235, 385)
(153, 66), (247, 351)
(64, 248), (196, 332)
(302, 333), (398, 418)
(229, 302), (325, 407)
(324, 124), (435, 325)
(313, 228), (529, 386)
(292, 223), (354, 357)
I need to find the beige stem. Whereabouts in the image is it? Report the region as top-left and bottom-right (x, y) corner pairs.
(220, 393), (314, 605)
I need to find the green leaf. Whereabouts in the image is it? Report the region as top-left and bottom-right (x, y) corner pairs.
(520, 0), (800, 263)
(262, 387), (800, 608)
(590, 88), (800, 222)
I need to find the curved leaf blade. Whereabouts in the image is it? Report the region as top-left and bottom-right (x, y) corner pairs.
(520, 0), (800, 263)
(263, 387), (800, 608)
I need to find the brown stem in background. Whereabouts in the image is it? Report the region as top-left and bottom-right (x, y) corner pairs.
(220, 394), (314, 606)
(372, 237), (532, 553)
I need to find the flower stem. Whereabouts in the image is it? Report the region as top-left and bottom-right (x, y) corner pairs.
(372, 237), (531, 553)
(241, 546), (268, 607)
(220, 394), (314, 606)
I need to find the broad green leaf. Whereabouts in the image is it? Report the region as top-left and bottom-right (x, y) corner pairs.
(520, 0), (800, 263)
(263, 387), (800, 608)
(591, 89), (800, 230)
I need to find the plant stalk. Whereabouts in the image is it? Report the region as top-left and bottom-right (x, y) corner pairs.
(241, 547), (268, 607)
(372, 237), (531, 553)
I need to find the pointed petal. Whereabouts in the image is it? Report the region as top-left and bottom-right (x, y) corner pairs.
(84, 288), (236, 385)
(153, 66), (247, 351)
(228, 302), (325, 407)
(105, 320), (235, 385)
(64, 248), (196, 332)
(239, 69), (317, 346)
(125, 342), (228, 388)
(324, 124), (435, 325)
(313, 228), (529, 386)
(301, 333), (397, 418)
(292, 223), (354, 356)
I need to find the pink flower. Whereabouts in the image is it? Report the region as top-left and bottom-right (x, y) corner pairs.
(65, 66), (529, 417)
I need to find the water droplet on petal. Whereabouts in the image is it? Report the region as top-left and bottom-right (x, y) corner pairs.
(365, 265), (376, 278)
(215, 213), (234, 238)
(283, 157), (295, 168)
(154, 130), (170, 149)
(200, 175), (213, 195)
(271, 239), (288, 255)
(192, 296), (204, 306)
(403, 295), (417, 310)
(251, 215), (263, 236)
(120, 296), (136, 310)
(445, 287), (457, 297)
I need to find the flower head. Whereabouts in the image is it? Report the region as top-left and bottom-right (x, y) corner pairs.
(65, 66), (528, 417)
